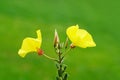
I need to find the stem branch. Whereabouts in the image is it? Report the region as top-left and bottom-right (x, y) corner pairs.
(43, 54), (58, 62)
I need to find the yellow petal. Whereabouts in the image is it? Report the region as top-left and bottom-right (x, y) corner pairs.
(66, 25), (78, 43)
(18, 30), (42, 58)
(66, 25), (96, 48)
(37, 30), (41, 40)
(75, 29), (96, 48)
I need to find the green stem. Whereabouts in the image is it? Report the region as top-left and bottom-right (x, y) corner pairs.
(62, 48), (71, 58)
(56, 49), (68, 80)
(43, 54), (58, 62)
(57, 51), (63, 79)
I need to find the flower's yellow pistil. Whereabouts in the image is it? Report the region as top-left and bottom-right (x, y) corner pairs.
(18, 30), (42, 57)
(66, 25), (96, 48)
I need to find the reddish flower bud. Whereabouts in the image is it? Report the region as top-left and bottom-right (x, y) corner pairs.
(37, 49), (44, 55)
(70, 43), (76, 48)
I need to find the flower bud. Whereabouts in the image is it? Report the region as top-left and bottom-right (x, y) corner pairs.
(37, 49), (44, 55)
(54, 29), (60, 48)
(70, 43), (76, 48)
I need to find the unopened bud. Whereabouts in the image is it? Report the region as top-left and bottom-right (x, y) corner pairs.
(37, 49), (44, 55)
(54, 29), (60, 48)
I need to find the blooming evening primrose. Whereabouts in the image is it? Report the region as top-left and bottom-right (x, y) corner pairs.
(18, 30), (42, 58)
(66, 25), (96, 48)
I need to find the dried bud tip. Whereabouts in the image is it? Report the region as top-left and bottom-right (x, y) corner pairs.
(37, 49), (44, 55)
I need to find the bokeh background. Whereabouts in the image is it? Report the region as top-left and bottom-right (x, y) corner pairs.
(0, 0), (120, 80)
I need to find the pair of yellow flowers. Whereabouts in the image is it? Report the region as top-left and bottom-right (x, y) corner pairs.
(18, 25), (96, 58)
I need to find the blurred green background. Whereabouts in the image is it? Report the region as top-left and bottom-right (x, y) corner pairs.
(0, 0), (120, 80)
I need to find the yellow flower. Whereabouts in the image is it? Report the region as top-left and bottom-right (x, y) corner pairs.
(18, 30), (42, 57)
(66, 25), (96, 48)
